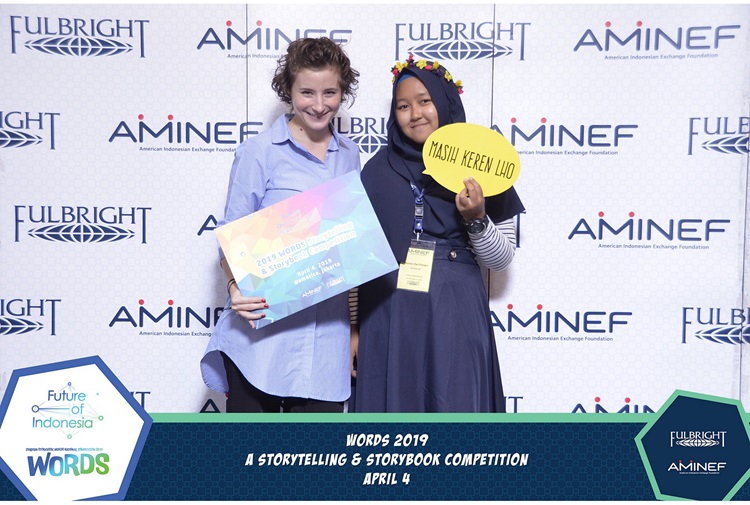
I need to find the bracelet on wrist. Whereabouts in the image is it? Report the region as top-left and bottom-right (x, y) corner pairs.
(227, 278), (237, 294)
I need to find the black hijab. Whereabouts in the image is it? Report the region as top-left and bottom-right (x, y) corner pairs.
(361, 62), (524, 261)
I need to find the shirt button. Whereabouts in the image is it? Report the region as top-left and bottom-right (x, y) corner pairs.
(448, 250), (458, 261)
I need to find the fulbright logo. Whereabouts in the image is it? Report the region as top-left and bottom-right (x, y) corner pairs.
(670, 431), (726, 448)
(0, 298), (61, 336)
(0, 111), (60, 150)
(681, 306), (750, 344)
(395, 20), (530, 60)
(333, 116), (388, 154)
(8, 14), (149, 57)
(14, 205), (152, 244)
(688, 116), (749, 155)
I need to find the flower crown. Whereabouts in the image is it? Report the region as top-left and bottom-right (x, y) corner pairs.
(391, 54), (463, 94)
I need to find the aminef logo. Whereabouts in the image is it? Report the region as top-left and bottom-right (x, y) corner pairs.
(8, 15), (149, 57)
(498, 117), (637, 154)
(0, 111), (60, 150)
(108, 114), (262, 150)
(197, 19), (351, 52)
(572, 396), (654, 414)
(108, 299), (223, 333)
(573, 20), (741, 56)
(395, 20), (530, 60)
(568, 211), (730, 246)
(492, 303), (632, 341)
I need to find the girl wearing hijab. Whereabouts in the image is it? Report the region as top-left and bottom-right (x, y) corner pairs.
(353, 56), (525, 413)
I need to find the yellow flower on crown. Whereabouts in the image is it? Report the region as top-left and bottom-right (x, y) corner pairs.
(389, 54), (464, 94)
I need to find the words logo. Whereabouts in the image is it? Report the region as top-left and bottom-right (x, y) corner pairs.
(0, 111), (60, 150)
(9, 15), (149, 57)
(0, 298), (61, 336)
(395, 20), (530, 60)
(681, 306), (750, 344)
(14, 205), (151, 244)
(688, 116), (749, 155)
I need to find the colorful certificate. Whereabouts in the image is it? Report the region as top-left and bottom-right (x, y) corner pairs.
(214, 171), (398, 328)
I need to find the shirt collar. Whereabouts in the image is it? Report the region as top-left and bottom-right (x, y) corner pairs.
(272, 113), (340, 152)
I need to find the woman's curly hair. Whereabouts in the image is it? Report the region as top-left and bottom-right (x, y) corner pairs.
(271, 37), (359, 106)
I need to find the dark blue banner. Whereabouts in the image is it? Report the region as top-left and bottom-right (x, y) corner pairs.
(2, 413), (750, 501)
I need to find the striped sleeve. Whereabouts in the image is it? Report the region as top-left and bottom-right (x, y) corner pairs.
(468, 217), (517, 271)
(349, 288), (358, 325)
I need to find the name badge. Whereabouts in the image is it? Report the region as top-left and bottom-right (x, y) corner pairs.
(396, 239), (435, 292)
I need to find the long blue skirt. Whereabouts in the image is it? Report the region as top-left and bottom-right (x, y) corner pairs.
(353, 241), (506, 413)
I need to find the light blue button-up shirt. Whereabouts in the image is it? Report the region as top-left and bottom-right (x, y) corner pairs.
(201, 114), (361, 402)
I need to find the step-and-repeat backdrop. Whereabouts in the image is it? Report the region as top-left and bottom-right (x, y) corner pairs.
(1, 3), (749, 414)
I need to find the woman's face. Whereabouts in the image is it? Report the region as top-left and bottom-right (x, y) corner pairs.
(289, 67), (343, 137)
(394, 76), (439, 145)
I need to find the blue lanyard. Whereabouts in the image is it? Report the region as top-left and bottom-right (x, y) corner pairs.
(410, 183), (425, 240)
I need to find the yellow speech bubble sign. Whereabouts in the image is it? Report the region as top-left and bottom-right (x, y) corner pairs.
(423, 123), (521, 197)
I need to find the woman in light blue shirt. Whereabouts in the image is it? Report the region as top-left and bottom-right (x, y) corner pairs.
(201, 38), (360, 413)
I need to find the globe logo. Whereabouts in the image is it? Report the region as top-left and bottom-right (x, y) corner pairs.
(0, 129), (43, 148)
(349, 133), (388, 154)
(24, 36), (133, 56)
(0, 317), (44, 335)
(702, 135), (750, 155)
(410, 40), (513, 60)
(27, 224), (136, 243)
(694, 324), (750, 345)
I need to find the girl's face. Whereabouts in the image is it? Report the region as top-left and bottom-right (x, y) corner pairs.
(289, 67), (343, 137)
(394, 76), (439, 145)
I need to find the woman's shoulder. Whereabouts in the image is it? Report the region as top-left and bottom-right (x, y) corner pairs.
(334, 130), (361, 153)
(234, 120), (283, 157)
(363, 147), (389, 167)
(360, 148), (390, 186)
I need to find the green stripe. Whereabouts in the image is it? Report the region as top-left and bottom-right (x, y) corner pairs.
(150, 412), (653, 424)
